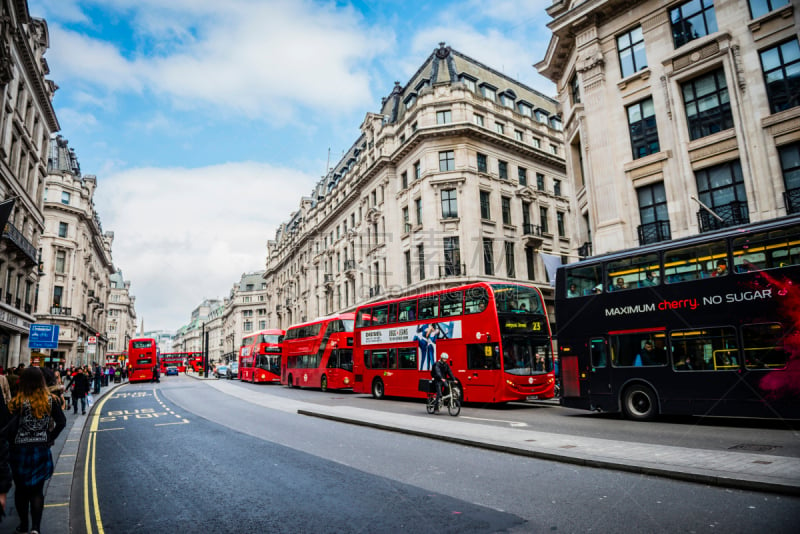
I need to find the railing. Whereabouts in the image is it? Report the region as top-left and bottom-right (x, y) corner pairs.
(50, 306), (72, 315)
(324, 274), (334, 285)
(697, 201), (749, 232)
(275, 305), (282, 313)
(2, 222), (37, 264)
(784, 187), (800, 214)
(4, 294), (10, 305)
(637, 220), (671, 246)
(369, 286), (382, 297)
(522, 223), (542, 237)
(577, 242), (592, 258)
(438, 263), (466, 278)
(344, 259), (356, 271)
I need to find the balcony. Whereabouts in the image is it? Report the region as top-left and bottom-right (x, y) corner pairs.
(369, 285), (382, 298)
(275, 305), (282, 314)
(2, 221), (37, 265)
(344, 259), (356, 278)
(438, 263), (466, 278)
(521, 223), (543, 246)
(697, 201), (749, 233)
(50, 306), (72, 315)
(637, 220), (671, 246)
(324, 274), (334, 287)
(784, 187), (800, 214)
(577, 242), (592, 259)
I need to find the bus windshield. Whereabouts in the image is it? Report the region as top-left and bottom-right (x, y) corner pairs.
(491, 284), (545, 314)
(503, 337), (552, 376)
(257, 334), (282, 344)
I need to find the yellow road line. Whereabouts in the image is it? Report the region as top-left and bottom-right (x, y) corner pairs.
(44, 502), (69, 508)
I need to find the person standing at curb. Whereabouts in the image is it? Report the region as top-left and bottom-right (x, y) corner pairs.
(8, 367), (67, 534)
(64, 369), (90, 415)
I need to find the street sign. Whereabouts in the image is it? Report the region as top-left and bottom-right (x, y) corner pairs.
(29, 324), (60, 349)
(88, 336), (97, 344)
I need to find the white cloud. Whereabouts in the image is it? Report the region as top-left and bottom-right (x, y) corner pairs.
(95, 162), (315, 330)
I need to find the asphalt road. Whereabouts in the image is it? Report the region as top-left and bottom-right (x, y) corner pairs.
(69, 376), (800, 533)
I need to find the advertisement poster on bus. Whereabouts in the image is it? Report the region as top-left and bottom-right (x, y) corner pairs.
(359, 320), (461, 371)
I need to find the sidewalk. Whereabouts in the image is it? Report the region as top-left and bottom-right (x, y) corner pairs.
(6, 379), (126, 534)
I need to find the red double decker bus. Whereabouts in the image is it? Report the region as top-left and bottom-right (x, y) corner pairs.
(187, 353), (204, 373)
(127, 338), (158, 383)
(353, 282), (556, 403)
(159, 353), (188, 373)
(282, 313), (354, 391)
(239, 328), (284, 383)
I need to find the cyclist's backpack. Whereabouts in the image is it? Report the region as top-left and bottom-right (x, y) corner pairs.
(430, 362), (440, 379)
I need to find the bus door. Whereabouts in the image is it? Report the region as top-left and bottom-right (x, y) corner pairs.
(587, 337), (612, 397)
(465, 342), (501, 402)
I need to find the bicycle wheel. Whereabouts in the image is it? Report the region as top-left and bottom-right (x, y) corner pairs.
(448, 397), (461, 416)
(426, 395), (436, 414)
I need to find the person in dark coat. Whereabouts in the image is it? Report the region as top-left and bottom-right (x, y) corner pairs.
(8, 367), (66, 534)
(65, 369), (90, 415)
(0, 387), (14, 520)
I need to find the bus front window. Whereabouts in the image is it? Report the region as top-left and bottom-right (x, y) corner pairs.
(503, 338), (552, 375)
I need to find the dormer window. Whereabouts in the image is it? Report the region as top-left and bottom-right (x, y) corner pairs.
(404, 94), (417, 110)
(517, 101), (533, 117)
(534, 109), (549, 123)
(459, 74), (477, 92)
(479, 83), (497, 101)
(549, 116), (563, 131)
(499, 90), (515, 108)
(415, 78), (430, 92)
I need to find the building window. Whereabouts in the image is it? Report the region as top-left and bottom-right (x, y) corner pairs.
(401, 171), (408, 189)
(627, 97), (660, 159)
(483, 238), (494, 275)
(505, 242), (516, 278)
(695, 160), (750, 230)
(436, 110), (452, 124)
(55, 250), (66, 273)
(637, 182), (671, 245)
(402, 207), (410, 232)
(477, 153), (488, 173)
(532, 138), (541, 149)
(514, 130), (523, 141)
(498, 160), (508, 179)
(480, 191), (491, 220)
(244, 321), (253, 332)
(405, 250), (412, 284)
(53, 285), (63, 307)
(418, 244), (425, 280)
(618, 26), (647, 78)
(441, 189), (458, 219)
(760, 39), (800, 114)
(61, 191), (70, 205)
(415, 198), (422, 224)
(495, 122), (505, 135)
(500, 93), (514, 108)
(557, 212), (566, 237)
(439, 150), (455, 172)
(58, 222), (68, 238)
(671, 0), (718, 49)
(779, 142), (800, 214)
(536, 173), (545, 191)
(570, 74), (581, 105)
(414, 160), (421, 180)
(460, 75), (477, 92)
(443, 237), (461, 276)
(518, 102), (532, 117)
(480, 84), (496, 101)
(525, 246), (536, 281)
(501, 197), (511, 225)
(553, 179), (561, 196)
(473, 114), (484, 126)
(749, 0), (790, 19)
(682, 68), (733, 141)
(540, 207), (549, 233)
(514, 167), (527, 187)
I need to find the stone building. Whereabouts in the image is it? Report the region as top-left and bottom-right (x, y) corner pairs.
(106, 268), (137, 358)
(0, 2), (59, 368)
(172, 298), (224, 362)
(36, 135), (114, 367)
(265, 43), (569, 328)
(220, 271), (267, 364)
(536, 0), (799, 257)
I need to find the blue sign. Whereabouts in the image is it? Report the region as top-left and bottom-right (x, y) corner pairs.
(29, 323), (60, 349)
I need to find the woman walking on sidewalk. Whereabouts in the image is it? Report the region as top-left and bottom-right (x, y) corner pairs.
(8, 367), (67, 534)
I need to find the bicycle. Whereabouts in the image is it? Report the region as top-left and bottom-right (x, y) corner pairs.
(425, 379), (461, 416)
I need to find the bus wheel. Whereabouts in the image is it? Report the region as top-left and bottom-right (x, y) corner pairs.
(321, 375), (328, 392)
(372, 378), (385, 399)
(622, 384), (658, 421)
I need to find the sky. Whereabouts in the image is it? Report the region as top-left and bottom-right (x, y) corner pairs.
(27, 0), (557, 332)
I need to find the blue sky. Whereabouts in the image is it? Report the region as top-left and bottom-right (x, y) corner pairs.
(28, 0), (557, 332)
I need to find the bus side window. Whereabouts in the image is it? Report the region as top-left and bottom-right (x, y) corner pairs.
(742, 323), (787, 369)
(441, 291), (463, 317)
(467, 343), (499, 370)
(418, 296), (439, 319)
(464, 287), (489, 313)
(398, 347), (417, 369)
(590, 338), (607, 368)
(664, 243), (727, 283)
(356, 308), (372, 328)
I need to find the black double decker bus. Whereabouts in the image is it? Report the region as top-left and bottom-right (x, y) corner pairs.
(555, 215), (800, 421)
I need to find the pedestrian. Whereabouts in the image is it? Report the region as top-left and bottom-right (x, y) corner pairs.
(0, 377), (13, 522)
(64, 368), (90, 415)
(92, 364), (102, 394)
(8, 366), (67, 534)
(0, 373), (10, 405)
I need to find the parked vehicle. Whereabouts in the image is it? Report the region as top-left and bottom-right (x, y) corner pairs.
(214, 364), (229, 379)
(228, 361), (239, 379)
(165, 366), (179, 376)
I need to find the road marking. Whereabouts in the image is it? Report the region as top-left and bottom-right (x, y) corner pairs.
(460, 416), (528, 427)
(95, 427), (125, 432)
(155, 419), (190, 426)
(44, 502), (69, 508)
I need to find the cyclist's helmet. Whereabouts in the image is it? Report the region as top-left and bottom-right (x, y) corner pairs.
(440, 353), (449, 360)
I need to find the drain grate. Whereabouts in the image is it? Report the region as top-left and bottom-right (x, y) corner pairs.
(728, 444), (781, 452)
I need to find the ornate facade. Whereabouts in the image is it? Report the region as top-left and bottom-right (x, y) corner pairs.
(537, 0), (800, 257)
(107, 269), (137, 357)
(36, 135), (114, 367)
(0, 1), (59, 368)
(265, 44), (569, 328)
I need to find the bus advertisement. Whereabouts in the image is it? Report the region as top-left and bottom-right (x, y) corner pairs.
(282, 313), (354, 391)
(127, 338), (158, 383)
(353, 282), (555, 404)
(239, 329), (284, 383)
(555, 215), (800, 421)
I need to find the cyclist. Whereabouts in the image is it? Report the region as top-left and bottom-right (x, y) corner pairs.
(431, 353), (455, 413)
